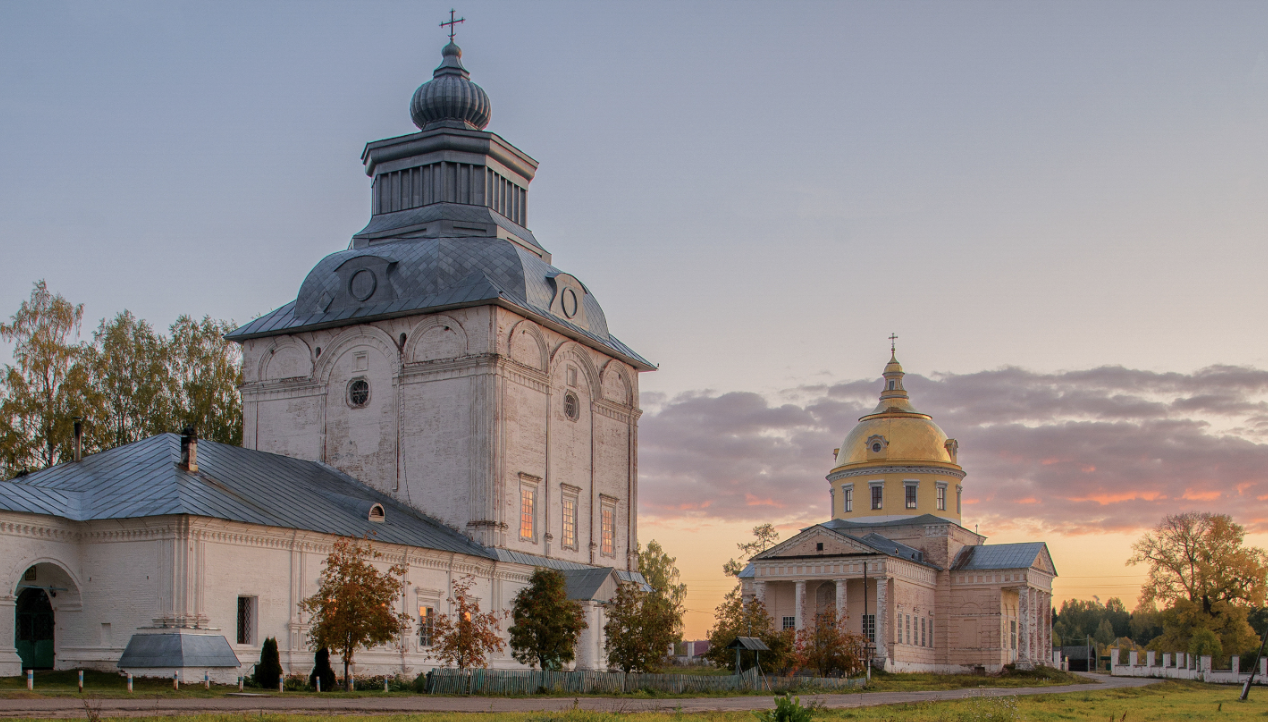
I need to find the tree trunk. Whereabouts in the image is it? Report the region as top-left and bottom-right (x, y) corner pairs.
(344, 651), (351, 692)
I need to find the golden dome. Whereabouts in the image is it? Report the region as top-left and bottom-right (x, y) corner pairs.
(831, 353), (959, 470)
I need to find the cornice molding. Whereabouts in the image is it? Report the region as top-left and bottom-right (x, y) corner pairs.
(828, 465), (966, 482)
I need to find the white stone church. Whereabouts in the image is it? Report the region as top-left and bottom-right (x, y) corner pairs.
(0, 34), (1060, 683)
(0, 39), (651, 681)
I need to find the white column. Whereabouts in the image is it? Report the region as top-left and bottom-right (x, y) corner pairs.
(835, 579), (848, 624)
(0, 596), (20, 677)
(794, 581), (806, 631)
(1040, 592), (1050, 659)
(1017, 587), (1032, 668)
(875, 577), (888, 663)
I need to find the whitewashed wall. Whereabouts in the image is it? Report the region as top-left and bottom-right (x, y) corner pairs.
(240, 305), (642, 570)
(0, 512), (609, 680)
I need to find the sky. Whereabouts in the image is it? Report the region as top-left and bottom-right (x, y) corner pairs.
(4, 1), (1268, 639)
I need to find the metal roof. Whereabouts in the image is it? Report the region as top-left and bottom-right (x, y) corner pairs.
(856, 532), (929, 565)
(492, 548), (652, 591)
(953, 542), (1052, 572)
(561, 567), (619, 602)
(0, 434), (494, 559)
(117, 633), (240, 669)
(226, 237), (653, 371)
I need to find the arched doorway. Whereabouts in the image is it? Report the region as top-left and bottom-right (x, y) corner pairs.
(15, 588), (54, 669)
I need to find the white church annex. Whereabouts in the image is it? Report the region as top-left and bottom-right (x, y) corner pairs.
(0, 37), (652, 681)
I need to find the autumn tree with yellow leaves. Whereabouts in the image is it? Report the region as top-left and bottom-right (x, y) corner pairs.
(299, 537), (411, 690)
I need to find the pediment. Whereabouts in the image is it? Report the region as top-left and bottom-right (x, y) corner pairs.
(753, 525), (874, 560)
(1033, 545), (1057, 576)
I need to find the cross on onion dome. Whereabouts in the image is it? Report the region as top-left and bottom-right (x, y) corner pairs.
(440, 9), (465, 42)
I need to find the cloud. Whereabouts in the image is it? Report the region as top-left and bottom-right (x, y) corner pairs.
(638, 365), (1268, 535)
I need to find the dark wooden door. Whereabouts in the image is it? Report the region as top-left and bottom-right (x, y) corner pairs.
(15, 588), (54, 669)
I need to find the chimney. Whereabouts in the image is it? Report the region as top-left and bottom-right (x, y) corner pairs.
(180, 426), (199, 472)
(73, 418), (83, 462)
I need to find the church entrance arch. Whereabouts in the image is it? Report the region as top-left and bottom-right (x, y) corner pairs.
(11, 561), (81, 671)
(15, 588), (54, 669)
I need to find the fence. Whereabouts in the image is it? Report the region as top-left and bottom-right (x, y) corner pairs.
(424, 667), (866, 695)
(1109, 648), (1268, 685)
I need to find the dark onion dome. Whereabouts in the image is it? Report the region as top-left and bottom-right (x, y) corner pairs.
(410, 42), (491, 131)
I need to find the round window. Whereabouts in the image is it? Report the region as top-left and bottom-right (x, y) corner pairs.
(348, 378), (370, 407)
(561, 288), (579, 318)
(564, 391), (580, 421)
(349, 269), (377, 301)
(871, 442), (883, 453)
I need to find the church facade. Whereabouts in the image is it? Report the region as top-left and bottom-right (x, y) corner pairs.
(740, 354), (1058, 673)
(0, 39), (650, 681)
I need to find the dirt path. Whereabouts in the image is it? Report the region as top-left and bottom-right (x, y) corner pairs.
(0, 674), (1156, 718)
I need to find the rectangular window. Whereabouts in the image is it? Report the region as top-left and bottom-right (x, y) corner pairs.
(936, 485), (946, 511)
(520, 486), (536, 540)
(905, 614), (911, 644)
(863, 614), (876, 643)
(236, 596), (256, 645)
(562, 496), (577, 549)
(905, 484), (917, 509)
(921, 617), (926, 647)
(871, 485), (883, 510)
(1010, 620), (1017, 650)
(418, 606), (435, 646)
(843, 487), (853, 513)
(929, 619), (934, 649)
(783, 616), (796, 630)
(601, 504), (616, 556)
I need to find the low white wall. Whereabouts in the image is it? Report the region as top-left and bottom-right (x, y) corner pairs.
(1109, 648), (1268, 685)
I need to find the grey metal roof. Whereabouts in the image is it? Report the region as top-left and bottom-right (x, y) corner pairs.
(0, 434), (493, 559)
(952, 542), (1051, 572)
(856, 532), (929, 565)
(491, 548), (652, 591)
(561, 567), (618, 601)
(226, 236), (653, 371)
(117, 633), (240, 669)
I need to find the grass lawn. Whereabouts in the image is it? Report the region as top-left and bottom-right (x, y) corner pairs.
(0, 667), (1086, 700)
(3, 680), (1266, 721)
(2, 664), (1080, 700)
(859, 667), (1086, 693)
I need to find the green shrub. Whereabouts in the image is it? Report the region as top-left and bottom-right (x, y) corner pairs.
(253, 637), (282, 688)
(753, 694), (814, 722)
